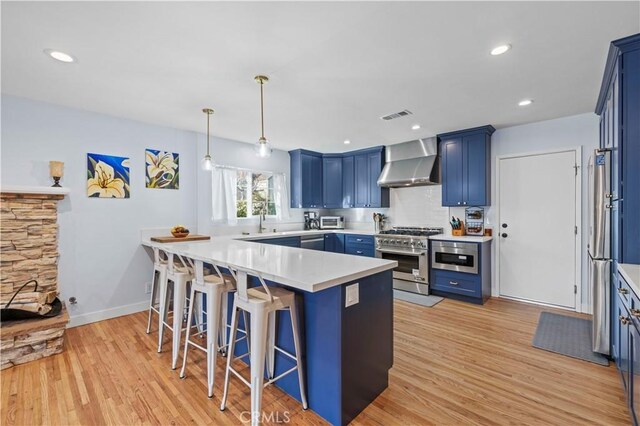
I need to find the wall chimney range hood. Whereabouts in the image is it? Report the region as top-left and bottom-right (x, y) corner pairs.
(377, 138), (440, 187)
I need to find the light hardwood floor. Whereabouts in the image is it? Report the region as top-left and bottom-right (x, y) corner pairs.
(1, 298), (629, 425)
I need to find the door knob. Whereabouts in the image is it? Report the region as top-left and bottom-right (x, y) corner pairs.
(501, 233), (508, 238)
(502, 223), (508, 228)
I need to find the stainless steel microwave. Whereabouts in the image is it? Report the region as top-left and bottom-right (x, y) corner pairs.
(320, 216), (345, 229)
(431, 240), (478, 275)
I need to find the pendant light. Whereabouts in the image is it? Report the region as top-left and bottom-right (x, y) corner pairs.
(254, 75), (272, 158)
(201, 108), (214, 171)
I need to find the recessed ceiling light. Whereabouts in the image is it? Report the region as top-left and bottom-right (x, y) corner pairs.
(343, 140), (351, 145)
(411, 124), (421, 130)
(491, 44), (511, 56)
(518, 99), (533, 106)
(44, 49), (76, 63)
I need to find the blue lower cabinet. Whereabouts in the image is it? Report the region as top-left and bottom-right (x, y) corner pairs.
(430, 240), (491, 304)
(344, 234), (375, 257)
(257, 236), (301, 248)
(431, 269), (481, 298)
(324, 233), (345, 253)
(614, 270), (638, 423)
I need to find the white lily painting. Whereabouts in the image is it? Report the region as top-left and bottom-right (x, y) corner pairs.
(145, 149), (179, 189)
(87, 153), (130, 198)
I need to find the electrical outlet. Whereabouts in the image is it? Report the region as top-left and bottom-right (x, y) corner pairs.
(145, 282), (152, 294)
(345, 283), (359, 307)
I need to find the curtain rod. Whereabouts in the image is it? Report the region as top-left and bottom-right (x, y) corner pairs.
(213, 163), (284, 176)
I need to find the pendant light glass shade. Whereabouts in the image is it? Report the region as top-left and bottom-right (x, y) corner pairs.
(254, 75), (273, 158)
(202, 108), (214, 170)
(201, 154), (213, 170)
(255, 137), (272, 158)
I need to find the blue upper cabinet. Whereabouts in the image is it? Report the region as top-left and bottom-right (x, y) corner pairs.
(290, 149), (323, 208)
(596, 33), (640, 264)
(322, 155), (343, 208)
(353, 147), (389, 208)
(438, 125), (494, 207)
(441, 137), (464, 206)
(342, 155), (355, 208)
(289, 146), (388, 209)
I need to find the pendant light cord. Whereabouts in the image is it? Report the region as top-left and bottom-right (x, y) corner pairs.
(260, 80), (265, 140)
(206, 112), (210, 156)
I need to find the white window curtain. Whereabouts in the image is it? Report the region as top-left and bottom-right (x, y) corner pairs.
(272, 173), (291, 221)
(211, 167), (238, 225)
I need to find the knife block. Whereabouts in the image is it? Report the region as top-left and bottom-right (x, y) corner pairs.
(452, 221), (465, 236)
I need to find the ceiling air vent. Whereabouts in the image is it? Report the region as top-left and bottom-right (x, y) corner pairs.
(380, 109), (413, 121)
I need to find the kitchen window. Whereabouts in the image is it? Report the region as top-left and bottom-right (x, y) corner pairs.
(236, 171), (277, 218)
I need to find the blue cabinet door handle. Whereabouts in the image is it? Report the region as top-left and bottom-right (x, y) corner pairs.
(356, 250), (363, 254)
(449, 281), (459, 286)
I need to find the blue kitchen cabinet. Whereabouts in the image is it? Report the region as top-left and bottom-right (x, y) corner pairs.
(354, 154), (368, 207)
(290, 149), (323, 208)
(353, 148), (389, 208)
(596, 33), (640, 265)
(342, 155), (355, 208)
(324, 233), (345, 253)
(344, 234), (375, 257)
(438, 125), (494, 207)
(630, 315), (640, 422)
(322, 155), (343, 208)
(614, 270), (638, 423)
(440, 138), (464, 206)
(290, 146), (388, 209)
(430, 240), (492, 304)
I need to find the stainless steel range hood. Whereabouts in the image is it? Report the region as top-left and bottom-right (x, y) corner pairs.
(377, 137), (440, 187)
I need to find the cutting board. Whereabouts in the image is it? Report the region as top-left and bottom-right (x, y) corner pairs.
(150, 235), (211, 243)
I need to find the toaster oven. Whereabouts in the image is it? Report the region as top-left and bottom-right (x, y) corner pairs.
(320, 216), (345, 229)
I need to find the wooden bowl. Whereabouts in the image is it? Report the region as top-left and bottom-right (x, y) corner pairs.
(171, 231), (190, 238)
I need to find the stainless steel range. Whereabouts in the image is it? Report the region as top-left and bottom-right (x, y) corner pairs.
(375, 226), (443, 295)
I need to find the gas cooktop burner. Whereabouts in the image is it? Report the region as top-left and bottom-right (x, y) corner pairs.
(377, 226), (444, 237)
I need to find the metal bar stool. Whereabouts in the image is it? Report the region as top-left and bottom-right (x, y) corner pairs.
(179, 259), (250, 398)
(220, 266), (308, 425)
(158, 251), (194, 369)
(146, 247), (168, 334)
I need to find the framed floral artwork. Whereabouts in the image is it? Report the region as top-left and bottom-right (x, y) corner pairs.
(87, 153), (130, 198)
(145, 149), (179, 189)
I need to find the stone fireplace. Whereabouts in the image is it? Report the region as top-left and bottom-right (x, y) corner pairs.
(1, 186), (70, 369)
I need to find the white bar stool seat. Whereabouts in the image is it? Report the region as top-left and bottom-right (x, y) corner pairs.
(220, 267), (308, 425)
(179, 260), (249, 398)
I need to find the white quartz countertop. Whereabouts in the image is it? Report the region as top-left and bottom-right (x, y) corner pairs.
(619, 264), (640, 296)
(428, 235), (493, 243)
(141, 229), (395, 293)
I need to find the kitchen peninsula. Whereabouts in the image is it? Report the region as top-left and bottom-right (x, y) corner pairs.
(142, 232), (397, 425)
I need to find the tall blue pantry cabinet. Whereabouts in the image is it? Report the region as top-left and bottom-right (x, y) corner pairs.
(597, 33), (640, 424)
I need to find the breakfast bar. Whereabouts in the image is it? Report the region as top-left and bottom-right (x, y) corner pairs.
(143, 236), (397, 425)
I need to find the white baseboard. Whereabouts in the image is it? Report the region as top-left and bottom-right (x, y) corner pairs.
(67, 300), (148, 328)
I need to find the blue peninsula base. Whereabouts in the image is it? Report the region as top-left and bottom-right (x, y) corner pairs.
(227, 269), (394, 425)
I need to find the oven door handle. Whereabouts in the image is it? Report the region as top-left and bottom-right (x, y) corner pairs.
(376, 248), (426, 256)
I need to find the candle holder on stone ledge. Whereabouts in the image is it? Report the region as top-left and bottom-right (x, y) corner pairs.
(49, 161), (64, 187)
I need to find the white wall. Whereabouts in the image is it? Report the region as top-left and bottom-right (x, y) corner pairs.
(195, 134), (305, 236)
(1, 95), (199, 326)
(450, 112), (599, 311)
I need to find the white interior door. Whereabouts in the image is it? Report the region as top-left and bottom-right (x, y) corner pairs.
(498, 150), (578, 309)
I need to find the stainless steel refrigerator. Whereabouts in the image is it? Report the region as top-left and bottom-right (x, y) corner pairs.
(588, 148), (611, 355)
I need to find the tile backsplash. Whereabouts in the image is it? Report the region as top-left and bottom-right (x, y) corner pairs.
(387, 186), (449, 229)
(329, 185), (450, 231)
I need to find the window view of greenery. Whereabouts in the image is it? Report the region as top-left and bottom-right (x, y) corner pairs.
(236, 171), (276, 218)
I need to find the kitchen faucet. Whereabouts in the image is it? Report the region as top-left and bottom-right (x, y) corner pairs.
(258, 203), (267, 233)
